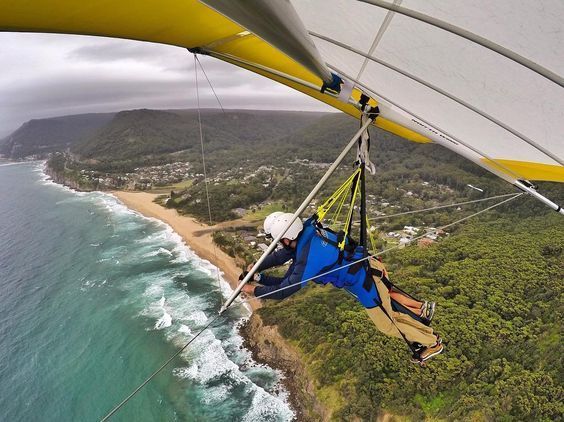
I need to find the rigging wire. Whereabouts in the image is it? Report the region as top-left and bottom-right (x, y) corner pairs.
(369, 193), (519, 220)
(194, 54), (224, 308)
(100, 192), (522, 420)
(195, 55), (226, 114)
(330, 192), (519, 227)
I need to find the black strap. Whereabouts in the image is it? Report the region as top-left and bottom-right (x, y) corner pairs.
(367, 266), (421, 302)
(377, 296), (420, 357)
(315, 227), (356, 254)
(365, 271), (420, 357)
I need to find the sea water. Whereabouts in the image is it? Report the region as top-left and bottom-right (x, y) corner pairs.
(0, 162), (293, 421)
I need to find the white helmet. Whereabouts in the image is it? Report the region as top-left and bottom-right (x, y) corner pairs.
(269, 213), (303, 241)
(263, 211), (284, 235)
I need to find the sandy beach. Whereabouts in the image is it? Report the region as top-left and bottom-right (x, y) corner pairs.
(112, 191), (261, 311)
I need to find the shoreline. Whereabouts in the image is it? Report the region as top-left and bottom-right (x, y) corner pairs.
(111, 191), (261, 312)
(112, 191), (319, 418)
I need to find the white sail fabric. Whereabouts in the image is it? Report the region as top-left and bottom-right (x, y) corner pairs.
(293, 0), (564, 180)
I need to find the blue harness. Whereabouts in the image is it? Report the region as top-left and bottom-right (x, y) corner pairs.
(296, 219), (382, 309)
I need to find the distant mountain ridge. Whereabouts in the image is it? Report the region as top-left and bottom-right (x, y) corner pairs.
(0, 113), (115, 159)
(0, 108), (329, 161)
(72, 108), (329, 161)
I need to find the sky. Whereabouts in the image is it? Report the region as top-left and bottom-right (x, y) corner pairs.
(0, 33), (333, 138)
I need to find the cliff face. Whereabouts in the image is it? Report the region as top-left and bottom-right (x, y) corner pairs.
(44, 164), (93, 192)
(240, 313), (331, 422)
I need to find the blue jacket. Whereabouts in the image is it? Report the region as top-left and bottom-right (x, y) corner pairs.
(254, 218), (381, 308)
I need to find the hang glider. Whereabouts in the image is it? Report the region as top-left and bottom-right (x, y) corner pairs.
(1, 0), (562, 209)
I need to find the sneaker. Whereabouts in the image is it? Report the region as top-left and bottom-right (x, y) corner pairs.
(419, 341), (444, 362)
(419, 301), (427, 317)
(422, 301), (436, 322)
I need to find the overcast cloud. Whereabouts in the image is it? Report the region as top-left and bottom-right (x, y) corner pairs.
(0, 33), (332, 137)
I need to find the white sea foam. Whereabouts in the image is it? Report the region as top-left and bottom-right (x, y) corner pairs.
(95, 191), (240, 305)
(143, 284), (165, 298)
(180, 331), (245, 385)
(155, 311), (172, 330)
(178, 324), (193, 337)
(187, 310), (208, 326)
(201, 384), (231, 405)
(153, 296), (173, 330)
(142, 247), (173, 258)
(173, 329), (294, 421)
(80, 277), (108, 291)
(172, 365), (198, 379)
(241, 386), (295, 422)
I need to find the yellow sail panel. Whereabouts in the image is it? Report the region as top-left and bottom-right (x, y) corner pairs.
(0, 0), (241, 49)
(210, 35), (323, 87)
(485, 159), (564, 183)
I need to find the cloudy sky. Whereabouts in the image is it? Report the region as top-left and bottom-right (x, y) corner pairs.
(0, 33), (332, 138)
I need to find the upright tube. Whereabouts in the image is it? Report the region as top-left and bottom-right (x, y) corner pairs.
(219, 116), (376, 313)
(514, 180), (564, 215)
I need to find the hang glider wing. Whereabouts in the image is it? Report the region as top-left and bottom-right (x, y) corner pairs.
(0, 0), (562, 185)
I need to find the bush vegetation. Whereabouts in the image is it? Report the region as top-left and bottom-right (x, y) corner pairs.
(258, 214), (563, 420)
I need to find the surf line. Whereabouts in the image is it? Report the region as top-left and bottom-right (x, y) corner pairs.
(100, 313), (222, 422)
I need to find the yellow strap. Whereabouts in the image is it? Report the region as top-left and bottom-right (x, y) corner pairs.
(330, 187), (350, 230)
(339, 175), (361, 250)
(316, 168), (361, 221)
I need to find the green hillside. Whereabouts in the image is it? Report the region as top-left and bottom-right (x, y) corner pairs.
(0, 113), (114, 159)
(166, 112), (517, 222)
(71, 108), (329, 169)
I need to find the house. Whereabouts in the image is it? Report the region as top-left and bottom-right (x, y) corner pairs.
(398, 237), (411, 249)
(418, 238), (434, 247)
(403, 225), (420, 236)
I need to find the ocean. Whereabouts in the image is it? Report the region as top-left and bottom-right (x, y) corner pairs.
(0, 162), (293, 421)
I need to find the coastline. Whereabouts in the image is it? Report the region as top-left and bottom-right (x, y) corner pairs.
(111, 190), (323, 419)
(111, 191), (261, 312)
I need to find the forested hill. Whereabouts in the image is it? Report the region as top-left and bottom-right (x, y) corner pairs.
(72, 108), (329, 162)
(0, 113), (114, 159)
(260, 213), (563, 420)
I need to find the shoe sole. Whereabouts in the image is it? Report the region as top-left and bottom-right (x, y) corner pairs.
(420, 344), (444, 362)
